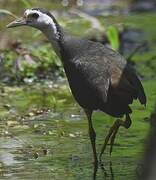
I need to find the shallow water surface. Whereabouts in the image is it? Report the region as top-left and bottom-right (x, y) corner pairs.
(0, 80), (155, 180)
(0, 1), (156, 179)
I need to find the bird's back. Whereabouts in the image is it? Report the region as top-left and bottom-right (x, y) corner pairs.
(61, 35), (146, 117)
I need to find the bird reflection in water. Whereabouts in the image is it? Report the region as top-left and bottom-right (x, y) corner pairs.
(92, 160), (115, 180)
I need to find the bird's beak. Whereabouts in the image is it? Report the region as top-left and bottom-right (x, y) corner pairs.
(7, 17), (27, 28)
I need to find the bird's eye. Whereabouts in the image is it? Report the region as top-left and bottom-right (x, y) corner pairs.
(28, 13), (39, 19)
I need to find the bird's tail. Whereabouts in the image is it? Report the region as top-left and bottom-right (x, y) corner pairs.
(137, 78), (147, 106)
(125, 66), (147, 106)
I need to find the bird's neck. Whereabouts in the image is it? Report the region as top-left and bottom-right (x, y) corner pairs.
(42, 24), (65, 58)
(42, 23), (86, 64)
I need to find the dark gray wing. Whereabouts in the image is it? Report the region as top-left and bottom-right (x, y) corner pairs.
(106, 52), (146, 105)
(124, 65), (147, 105)
(96, 45), (146, 105)
(66, 38), (146, 106)
(73, 55), (111, 103)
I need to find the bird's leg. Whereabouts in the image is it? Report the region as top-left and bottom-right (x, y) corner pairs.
(84, 109), (98, 179)
(99, 114), (132, 162)
(109, 114), (131, 155)
(99, 119), (122, 163)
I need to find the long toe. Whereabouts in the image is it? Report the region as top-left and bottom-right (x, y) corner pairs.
(99, 127), (115, 162)
(109, 127), (119, 155)
(99, 119), (124, 161)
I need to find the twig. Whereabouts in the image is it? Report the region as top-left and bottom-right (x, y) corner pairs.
(69, 8), (105, 32)
(127, 42), (147, 61)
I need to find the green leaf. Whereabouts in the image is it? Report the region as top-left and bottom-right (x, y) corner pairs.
(106, 25), (120, 50)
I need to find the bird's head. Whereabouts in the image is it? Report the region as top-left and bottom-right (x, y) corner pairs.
(7, 8), (63, 57)
(7, 8), (59, 34)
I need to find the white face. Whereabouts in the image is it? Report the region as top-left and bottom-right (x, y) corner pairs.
(7, 8), (62, 57)
(24, 9), (57, 33)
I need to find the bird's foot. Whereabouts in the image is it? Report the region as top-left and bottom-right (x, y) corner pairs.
(99, 119), (122, 161)
(98, 160), (107, 177)
(92, 159), (98, 180)
(109, 126), (119, 155)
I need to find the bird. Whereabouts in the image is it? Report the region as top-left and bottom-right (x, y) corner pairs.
(7, 8), (146, 178)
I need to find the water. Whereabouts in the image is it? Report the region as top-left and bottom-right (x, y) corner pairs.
(0, 1), (156, 179)
(0, 80), (155, 180)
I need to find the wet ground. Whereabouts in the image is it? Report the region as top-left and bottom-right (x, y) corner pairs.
(0, 80), (156, 180)
(0, 0), (156, 180)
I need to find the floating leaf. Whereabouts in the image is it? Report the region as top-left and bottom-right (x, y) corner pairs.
(28, 112), (35, 117)
(69, 133), (76, 138)
(7, 120), (19, 127)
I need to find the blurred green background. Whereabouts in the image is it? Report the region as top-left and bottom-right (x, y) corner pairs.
(0, 0), (156, 179)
